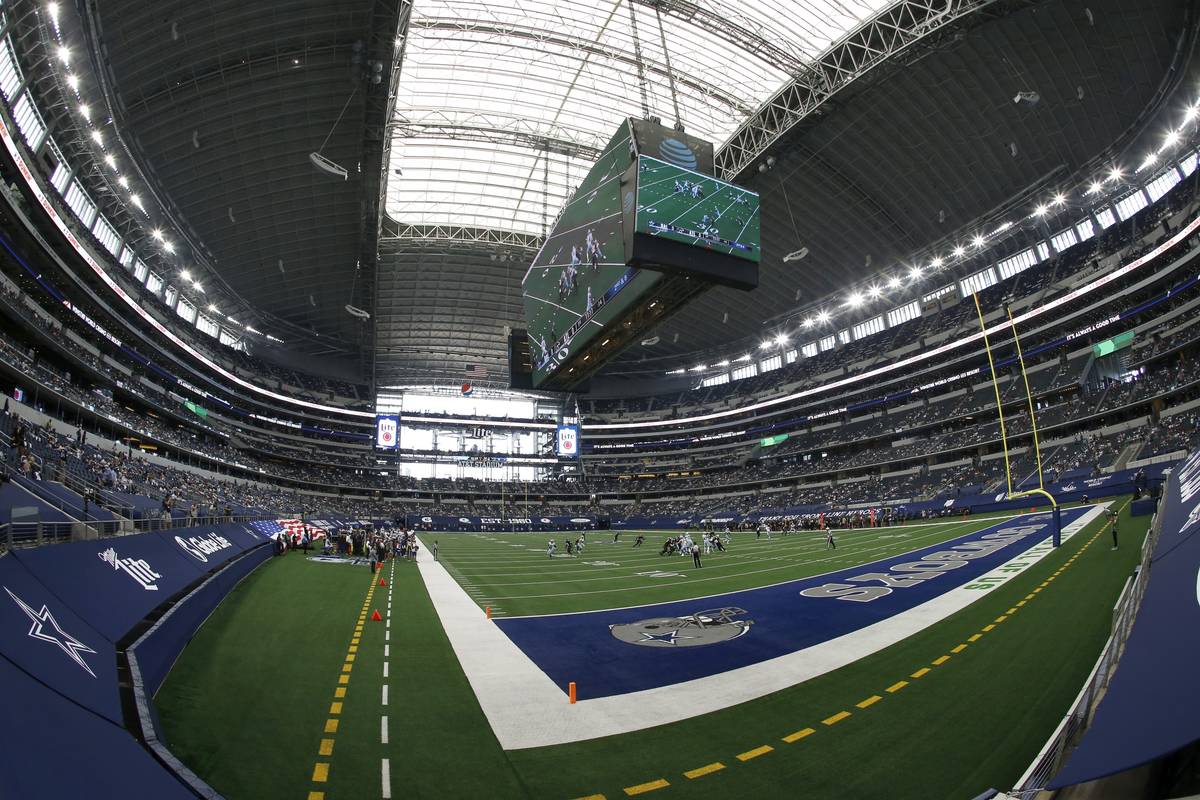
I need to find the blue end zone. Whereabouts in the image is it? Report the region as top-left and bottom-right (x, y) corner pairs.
(495, 509), (1086, 698)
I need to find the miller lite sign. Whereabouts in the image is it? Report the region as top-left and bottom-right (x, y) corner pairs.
(556, 424), (580, 457)
(375, 414), (399, 450)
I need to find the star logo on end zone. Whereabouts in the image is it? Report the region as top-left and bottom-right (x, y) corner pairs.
(5, 587), (97, 677)
(610, 607), (752, 648)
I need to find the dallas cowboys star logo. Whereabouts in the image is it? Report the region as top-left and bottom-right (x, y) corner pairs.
(638, 629), (696, 645)
(5, 587), (97, 678)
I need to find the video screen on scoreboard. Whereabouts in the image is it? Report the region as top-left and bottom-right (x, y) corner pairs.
(634, 156), (760, 263)
(522, 121), (665, 388)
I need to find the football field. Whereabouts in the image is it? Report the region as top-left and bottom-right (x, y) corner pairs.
(423, 515), (1028, 617)
(155, 501), (1145, 800)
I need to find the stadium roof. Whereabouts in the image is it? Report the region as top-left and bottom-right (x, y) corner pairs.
(376, 0), (1199, 387)
(71, 0), (1198, 390)
(384, 0), (891, 237)
(84, 0), (407, 368)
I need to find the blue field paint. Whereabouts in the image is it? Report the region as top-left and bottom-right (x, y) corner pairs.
(494, 509), (1085, 698)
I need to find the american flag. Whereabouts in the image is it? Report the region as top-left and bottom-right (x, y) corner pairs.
(249, 519), (327, 540)
(464, 364), (489, 379)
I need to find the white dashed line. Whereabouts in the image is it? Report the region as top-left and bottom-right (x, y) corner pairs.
(383, 661), (389, 678)
(381, 715), (389, 745)
(381, 758), (392, 799)
(382, 684), (389, 706)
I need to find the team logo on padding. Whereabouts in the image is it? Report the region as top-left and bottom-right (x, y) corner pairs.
(5, 587), (97, 677)
(610, 607), (752, 648)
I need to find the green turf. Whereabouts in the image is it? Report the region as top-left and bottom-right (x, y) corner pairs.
(157, 501), (1147, 800)
(421, 513), (1031, 617)
(155, 553), (377, 799)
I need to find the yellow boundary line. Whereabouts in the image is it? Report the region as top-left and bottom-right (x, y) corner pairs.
(307, 575), (377, 797)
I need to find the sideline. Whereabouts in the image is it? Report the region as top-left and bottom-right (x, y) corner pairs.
(417, 506), (1105, 750)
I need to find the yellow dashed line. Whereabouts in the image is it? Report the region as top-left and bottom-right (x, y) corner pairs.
(967, 634), (982, 642)
(684, 762), (726, 778)
(324, 719), (339, 734)
(932, 655), (951, 666)
(822, 711), (851, 726)
(307, 792), (324, 800)
(312, 763), (329, 783)
(338, 675), (349, 685)
(345, 654), (356, 663)
(885, 680), (908, 693)
(624, 778), (670, 795)
(318, 738), (334, 756)
(855, 695), (882, 709)
(782, 727), (816, 743)
(911, 667), (931, 679)
(329, 702), (342, 714)
(1005, 607), (1018, 615)
(341, 663), (353, 673)
(1025, 593), (1036, 600)
(736, 745), (773, 761)
(574, 795), (607, 800)
(982, 624), (996, 632)
(334, 687), (346, 699)
(348, 645), (358, 653)
(994, 615), (1008, 623)
(1016, 600), (1027, 607)
(951, 644), (967, 654)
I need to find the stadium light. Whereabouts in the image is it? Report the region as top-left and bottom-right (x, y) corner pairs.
(180, 269), (192, 280)
(104, 154), (116, 169)
(952, 245), (966, 257)
(910, 265), (924, 280)
(208, 303), (218, 313)
(774, 334), (789, 345)
(1108, 166), (1122, 182)
(1088, 181), (1103, 195)
(56, 46), (70, 65)
(690, 364), (706, 372)
(1052, 193), (1066, 206)
(1164, 129), (1181, 148)
(816, 310), (831, 323)
(887, 276), (901, 289)
(130, 194), (143, 209)
(78, 103), (89, 120)
(802, 317), (814, 328)
(163, 241), (176, 254)
(759, 340), (773, 350)
(1034, 204), (1048, 217)
(152, 229), (164, 240)
(90, 129), (102, 145)
(118, 176), (129, 188)
(929, 256), (942, 268)
(716, 359), (730, 367)
(66, 73), (80, 90)
(867, 285), (882, 299)
(46, 3), (59, 22)
(735, 354), (752, 362)
(972, 234), (985, 248)
(1186, 104), (1200, 122)
(1138, 152), (1158, 172)
(846, 292), (863, 308)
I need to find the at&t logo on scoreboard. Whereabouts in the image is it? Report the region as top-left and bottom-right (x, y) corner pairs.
(556, 424), (580, 458)
(375, 414), (399, 450)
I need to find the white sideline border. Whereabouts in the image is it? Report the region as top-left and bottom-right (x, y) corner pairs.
(417, 505), (1106, 750)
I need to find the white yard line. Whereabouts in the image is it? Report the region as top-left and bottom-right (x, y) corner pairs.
(417, 506), (1104, 750)
(381, 758), (392, 800)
